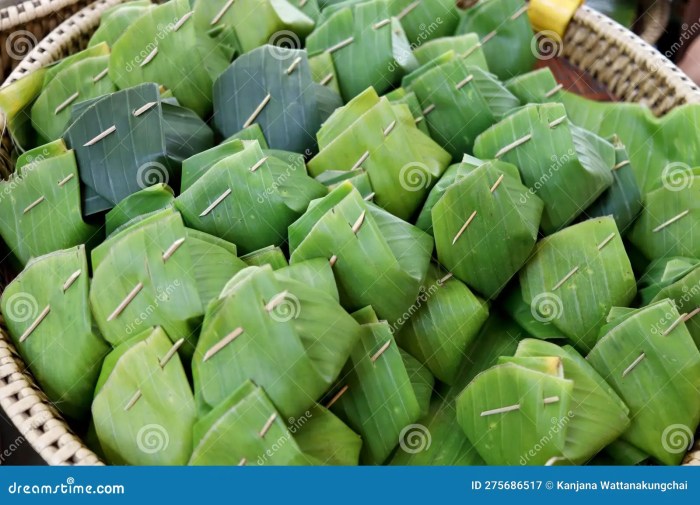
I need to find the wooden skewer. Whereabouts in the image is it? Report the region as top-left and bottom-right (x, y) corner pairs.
(325, 385), (349, 409)
(329, 255), (338, 267)
(456, 75), (474, 90)
(83, 125), (116, 147)
(397, 0), (420, 20)
(422, 104), (436, 116)
(199, 188), (232, 217)
(133, 102), (158, 117)
(370, 340), (392, 363)
(58, 173), (75, 186)
(23, 196), (45, 214)
(54, 92), (79, 114)
(351, 211), (366, 234)
(481, 31), (497, 44)
(259, 413), (277, 438)
(326, 37), (354, 54)
(510, 4), (528, 19)
(320, 73), (334, 86)
(203, 327), (244, 362)
(544, 83), (563, 97)
(597, 233), (616, 251)
(490, 174), (505, 193)
(481, 403), (520, 416)
(612, 160), (630, 170)
(107, 283), (144, 322)
(92, 68), (109, 83)
(552, 266), (579, 291)
(653, 210), (689, 233)
(373, 18), (391, 29)
(237, 458), (247, 466)
(684, 307), (700, 322)
(285, 56), (303, 75)
(265, 291), (289, 312)
(62, 269), (82, 292)
(140, 47), (158, 67)
(211, 0), (235, 25)
(383, 120), (396, 137)
(663, 314), (687, 336)
(173, 11), (193, 31)
(351, 151), (370, 171)
(250, 157), (269, 173)
(124, 390), (142, 411)
(162, 238), (186, 262)
(494, 134), (532, 158)
(548, 116), (567, 128)
(243, 94), (272, 128)
(19, 305), (50, 343)
(452, 210), (477, 245)
(622, 353), (645, 377)
(159, 339), (185, 368)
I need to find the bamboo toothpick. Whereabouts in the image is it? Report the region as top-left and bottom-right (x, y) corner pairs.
(329, 255), (338, 267)
(200, 188), (232, 217)
(543, 396), (560, 405)
(438, 273), (454, 285)
(325, 385), (349, 409)
(510, 4), (528, 19)
(23, 196), (45, 214)
(663, 314), (687, 336)
(414, 116), (424, 125)
(653, 210), (689, 232)
(265, 291), (289, 312)
(351, 151), (370, 171)
(494, 133), (532, 158)
(203, 327), (244, 362)
(285, 56), (303, 75)
(243, 93), (272, 128)
(19, 305), (50, 343)
(452, 210), (477, 245)
(481, 31), (497, 44)
(383, 120), (396, 137)
(238, 458), (247, 466)
(622, 353), (646, 377)
(684, 307), (700, 322)
(612, 160), (630, 170)
(124, 390), (142, 411)
(58, 173), (75, 186)
(92, 68), (109, 83)
(62, 269), (82, 292)
(326, 37), (354, 54)
(370, 340), (392, 363)
(456, 75), (474, 90)
(162, 237), (186, 262)
(250, 156), (269, 173)
(552, 266), (579, 291)
(461, 43), (482, 59)
(422, 104), (436, 116)
(397, 0), (420, 20)
(211, 0), (235, 25)
(140, 47), (158, 67)
(173, 11), (193, 31)
(481, 403), (520, 416)
(320, 73), (334, 86)
(159, 338), (185, 368)
(351, 211), (366, 234)
(544, 83), (563, 98)
(373, 18), (391, 29)
(597, 232), (616, 251)
(133, 101), (158, 117)
(548, 116), (567, 128)
(107, 283), (144, 321)
(83, 125), (116, 147)
(259, 413), (277, 438)
(364, 192), (376, 201)
(54, 92), (79, 114)
(490, 173), (505, 193)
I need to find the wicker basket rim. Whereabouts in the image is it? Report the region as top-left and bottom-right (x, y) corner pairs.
(0, 0), (699, 466)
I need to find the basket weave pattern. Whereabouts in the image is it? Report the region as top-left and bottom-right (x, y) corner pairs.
(0, 0), (699, 466)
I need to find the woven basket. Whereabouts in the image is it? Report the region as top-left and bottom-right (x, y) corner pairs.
(0, 0), (95, 83)
(1, 0), (700, 466)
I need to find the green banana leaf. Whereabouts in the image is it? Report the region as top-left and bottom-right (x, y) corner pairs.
(289, 183), (433, 324)
(92, 326), (196, 465)
(308, 87), (451, 221)
(105, 184), (175, 235)
(293, 0), (322, 21)
(327, 306), (421, 465)
(518, 216), (636, 353)
(404, 61), (519, 158)
(308, 51), (341, 95)
(456, 362), (574, 465)
(400, 348), (434, 418)
(638, 257), (700, 305)
(412, 33), (488, 70)
(650, 264), (700, 349)
(193, 265), (362, 418)
(31, 55), (116, 144)
(0, 68), (47, 152)
(390, 315), (525, 465)
(505, 67), (563, 105)
(388, 0), (460, 46)
(587, 299), (700, 465)
(306, 0), (418, 100)
(180, 138), (248, 192)
(314, 168), (374, 198)
(109, 0), (230, 117)
(432, 159), (543, 299)
(384, 87), (430, 135)
(503, 285), (567, 342)
(395, 264), (489, 384)
(294, 404), (362, 465)
(241, 246), (289, 269)
(455, 0), (535, 80)
(0, 144), (98, 265)
(580, 136), (642, 234)
(0, 246), (109, 420)
(212, 46), (342, 154)
(90, 210), (203, 352)
(189, 381), (319, 466)
(88, 1), (155, 48)
(227, 123), (269, 146)
(44, 43), (111, 87)
(512, 339), (630, 463)
(193, 0), (314, 55)
(275, 258), (340, 300)
(64, 83), (213, 216)
(175, 139), (326, 254)
(629, 170), (700, 260)
(604, 439), (649, 466)
(474, 103), (615, 233)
